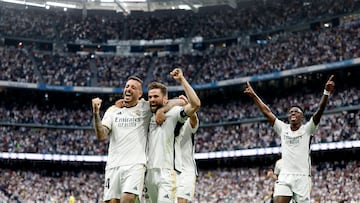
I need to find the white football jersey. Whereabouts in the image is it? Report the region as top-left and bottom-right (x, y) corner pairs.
(147, 106), (187, 172)
(178, 118), (199, 175)
(102, 99), (151, 170)
(273, 117), (317, 176)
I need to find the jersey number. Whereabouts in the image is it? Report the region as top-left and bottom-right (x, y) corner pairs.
(105, 178), (110, 189)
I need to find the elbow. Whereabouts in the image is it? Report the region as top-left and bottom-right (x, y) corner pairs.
(193, 100), (201, 112)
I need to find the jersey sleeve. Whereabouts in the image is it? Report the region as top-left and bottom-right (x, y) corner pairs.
(273, 159), (282, 175)
(273, 118), (284, 135)
(175, 106), (188, 123)
(101, 105), (116, 130)
(305, 116), (318, 135)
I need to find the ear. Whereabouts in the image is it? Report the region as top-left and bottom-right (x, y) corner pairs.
(163, 95), (168, 105)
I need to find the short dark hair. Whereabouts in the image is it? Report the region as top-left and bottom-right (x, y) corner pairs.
(289, 105), (305, 114)
(148, 81), (167, 96)
(128, 76), (143, 85)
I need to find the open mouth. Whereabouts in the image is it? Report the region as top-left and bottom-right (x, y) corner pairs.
(124, 92), (131, 100)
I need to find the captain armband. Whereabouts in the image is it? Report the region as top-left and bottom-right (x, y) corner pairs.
(180, 109), (189, 118)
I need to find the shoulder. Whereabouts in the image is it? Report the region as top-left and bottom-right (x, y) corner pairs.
(274, 118), (287, 128)
(137, 98), (150, 110)
(105, 105), (119, 113)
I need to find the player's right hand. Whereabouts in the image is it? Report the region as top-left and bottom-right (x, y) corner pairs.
(155, 108), (166, 125)
(92, 97), (102, 114)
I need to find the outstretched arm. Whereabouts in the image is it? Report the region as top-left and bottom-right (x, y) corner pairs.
(92, 97), (110, 141)
(171, 68), (201, 117)
(244, 82), (276, 126)
(312, 75), (335, 125)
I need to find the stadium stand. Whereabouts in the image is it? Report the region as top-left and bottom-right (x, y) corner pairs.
(0, 0), (359, 202)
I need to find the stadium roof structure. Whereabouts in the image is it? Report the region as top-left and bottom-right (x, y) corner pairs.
(0, 0), (248, 13)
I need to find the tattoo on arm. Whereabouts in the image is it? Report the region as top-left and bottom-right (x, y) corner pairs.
(93, 113), (109, 141)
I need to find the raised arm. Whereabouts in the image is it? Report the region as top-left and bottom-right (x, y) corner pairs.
(312, 75), (335, 125)
(171, 68), (201, 117)
(244, 82), (276, 126)
(92, 97), (110, 141)
(178, 95), (198, 128)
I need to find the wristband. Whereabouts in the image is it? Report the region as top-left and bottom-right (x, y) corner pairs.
(323, 89), (331, 96)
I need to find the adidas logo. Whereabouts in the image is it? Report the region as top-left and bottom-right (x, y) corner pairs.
(133, 186), (138, 191)
(186, 193), (191, 196)
(163, 194), (170, 199)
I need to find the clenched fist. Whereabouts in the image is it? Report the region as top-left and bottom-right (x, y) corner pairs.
(170, 68), (184, 82)
(92, 97), (102, 114)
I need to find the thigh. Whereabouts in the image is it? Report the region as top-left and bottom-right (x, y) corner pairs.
(274, 178), (292, 197)
(144, 169), (158, 203)
(157, 169), (177, 203)
(292, 176), (311, 203)
(104, 168), (122, 201)
(122, 164), (146, 196)
(274, 196), (292, 203)
(177, 171), (196, 202)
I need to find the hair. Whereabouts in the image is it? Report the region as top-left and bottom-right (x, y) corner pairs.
(289, 105), (305, 114)
(128, 75), (143, 85)
(148, 81), (168, 96)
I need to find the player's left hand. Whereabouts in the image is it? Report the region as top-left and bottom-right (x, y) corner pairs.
(244, 82), (256, 97)
(178, 95), (188, 105)
(170, 68), (184, 82)
(325, 75), (335, 93)
(115, 99), (125, 108)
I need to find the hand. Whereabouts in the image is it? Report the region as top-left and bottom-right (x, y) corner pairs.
(155, 109), (166, 125)
(170, 68), (184, 82)
(325, 75), (335, 93)
(267, 169), (274, 177)
(244, 82), (255, 97)
(115, 99), (125, 108)
(92, 97), (102, 114)
(178, 95), (188, 105)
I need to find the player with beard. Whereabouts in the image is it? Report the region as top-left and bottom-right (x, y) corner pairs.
(145, 68), (201, 203)
(92, 76), (184, 203)
(244, 75), (335, 203)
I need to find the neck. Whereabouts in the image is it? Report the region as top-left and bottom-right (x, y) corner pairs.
(290, 123), (301, 131)
(125, 101), (137, 108)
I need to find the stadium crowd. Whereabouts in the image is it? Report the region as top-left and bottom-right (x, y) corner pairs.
(0, 20), (360, 87)
(1, 20), (360, 86)
(0, 109), (358, 154)
(0, 82), (358, 154)
(0, 0), (360, 86)
(0, 1), (359, 202)
(0, 160), (359, 203)
(1, 0), (359, 41)
(0, 85), (357, 126)
(0, 47), (37, 83)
